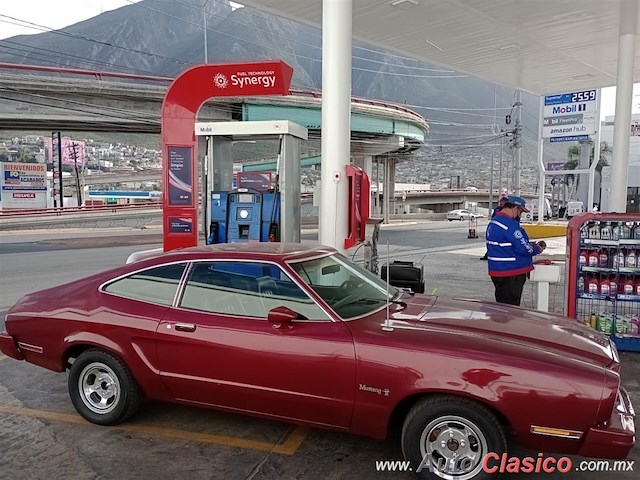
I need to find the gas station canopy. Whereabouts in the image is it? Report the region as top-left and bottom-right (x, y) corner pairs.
(239, 0), (640, 96)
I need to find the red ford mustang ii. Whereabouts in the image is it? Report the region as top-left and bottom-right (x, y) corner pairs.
(0, 243), (635, 479)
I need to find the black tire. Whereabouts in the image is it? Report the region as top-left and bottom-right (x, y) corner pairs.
(401, 396), (506, 480)
(68, 349), (143, 425)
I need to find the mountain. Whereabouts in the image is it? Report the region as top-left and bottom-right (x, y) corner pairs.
(0, 0), (564, 188)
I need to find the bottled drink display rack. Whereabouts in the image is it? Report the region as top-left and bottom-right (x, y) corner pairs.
(566, 212), (640, 352)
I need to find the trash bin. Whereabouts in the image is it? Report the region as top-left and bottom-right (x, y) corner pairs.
(468, 216), (478, 238)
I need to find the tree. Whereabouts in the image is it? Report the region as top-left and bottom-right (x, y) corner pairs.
(564, 141), (611, 186)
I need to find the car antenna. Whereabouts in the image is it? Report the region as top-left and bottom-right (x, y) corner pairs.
(382, 240), (394, 332)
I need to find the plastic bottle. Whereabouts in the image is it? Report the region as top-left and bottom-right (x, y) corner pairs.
(588, 222), (600, 239)
(599, 250), (608, 267)
(614, 250), (626, 269)
(636, 277), (640, 296)
(579, 250), (588, 266)
(600, 279), (610, 296)
(588, 250), (599, 267)
(623, 275), (634, 295)
(620, 222), (632, 239)
(600, 222), (612, 240)
(626, 249), (637, 268)
(609, 276), (618, 296)
(580, 224), (590, 239)
(612, 222), (620, 240)
(587, 276), (599, 295)
(577, 274), (585, 294)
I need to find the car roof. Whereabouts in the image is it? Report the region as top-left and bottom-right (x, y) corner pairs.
(128, 243), (338, 264)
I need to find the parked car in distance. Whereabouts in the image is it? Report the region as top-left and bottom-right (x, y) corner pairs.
(447, 209), (482, 221)
(0, 243), (635, 480)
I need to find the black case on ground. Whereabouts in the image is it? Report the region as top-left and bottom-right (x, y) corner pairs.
(380, 261), (425, 293)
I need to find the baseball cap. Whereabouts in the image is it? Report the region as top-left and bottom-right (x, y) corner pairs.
(506, 195), (530, 212)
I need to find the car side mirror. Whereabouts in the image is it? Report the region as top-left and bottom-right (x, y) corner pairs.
(267, 306), (299, 328)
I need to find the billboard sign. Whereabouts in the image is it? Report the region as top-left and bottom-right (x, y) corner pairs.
(1, 162), (47, 209)
(168, 217), (193, 234)
(235, 172), (273, 192)
(46, 137), (86, 166)
(546, 162), (565, 171)
(167, 146), (193, 206)
(543, 90), (598, 141)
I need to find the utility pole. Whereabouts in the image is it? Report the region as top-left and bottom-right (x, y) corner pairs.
(513, 90), (523, 197)
(489, 84), (497, 211)
(203, 0), (211, 63)
(69, 142), (82, 207)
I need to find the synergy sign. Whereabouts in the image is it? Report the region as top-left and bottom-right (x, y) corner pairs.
(1, 162), (47, 209)
(543, 90), (598, 142)
(206, 64), (290, 96)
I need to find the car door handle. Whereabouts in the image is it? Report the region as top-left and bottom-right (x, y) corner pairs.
(174, 323), (196, 332)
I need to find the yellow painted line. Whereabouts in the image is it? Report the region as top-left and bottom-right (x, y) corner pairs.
(0, 404), (306, 455)
(0, 355), (8, 361)
(272, 426), (308, 455)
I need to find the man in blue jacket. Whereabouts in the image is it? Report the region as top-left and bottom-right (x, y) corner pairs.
(486, 195), (546, 305)
(480, 194), (508, 260)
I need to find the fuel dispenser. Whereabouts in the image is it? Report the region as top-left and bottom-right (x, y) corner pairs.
(195, 120), (307, 245)
(208, 188), (281, 244)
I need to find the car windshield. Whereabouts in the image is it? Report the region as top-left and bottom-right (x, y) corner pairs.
(288, 253), (400, 319)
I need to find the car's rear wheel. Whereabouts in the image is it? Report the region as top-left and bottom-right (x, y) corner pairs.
(68, 349), (143, 425)
(401, 396), (506, 480)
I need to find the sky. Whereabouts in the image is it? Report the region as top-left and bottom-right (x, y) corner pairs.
(0, 1), (142, 40)
(0, 0), (636, 120)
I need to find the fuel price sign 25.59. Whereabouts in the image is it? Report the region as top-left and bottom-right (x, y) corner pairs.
(571, 90), (597, 102)
(545, 90), (598, 106)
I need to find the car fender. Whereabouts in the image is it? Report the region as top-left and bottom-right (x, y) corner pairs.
(61, 332), (168, 400)
(348, 329), (607, 449)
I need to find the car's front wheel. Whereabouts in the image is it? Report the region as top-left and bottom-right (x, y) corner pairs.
(402, 396), (506, 480)
(68, 348), (143, 425)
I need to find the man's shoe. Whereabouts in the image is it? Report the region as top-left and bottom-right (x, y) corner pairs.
(480, 254), (488, 260)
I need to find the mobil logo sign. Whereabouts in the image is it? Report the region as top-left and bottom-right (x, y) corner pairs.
(551, 104), (588, 114)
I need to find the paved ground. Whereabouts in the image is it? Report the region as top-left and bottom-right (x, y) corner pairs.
(0, 221), (637, 479)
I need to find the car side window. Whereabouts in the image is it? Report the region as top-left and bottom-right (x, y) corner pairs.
(179, 261), (329, 320)
(103, 263), (186, 306)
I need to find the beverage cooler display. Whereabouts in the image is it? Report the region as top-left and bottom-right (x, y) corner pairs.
(566, 212), (640, 351)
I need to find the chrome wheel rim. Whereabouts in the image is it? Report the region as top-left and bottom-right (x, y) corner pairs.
(78, 362), (121, 415)
(419, 415), (488, 480)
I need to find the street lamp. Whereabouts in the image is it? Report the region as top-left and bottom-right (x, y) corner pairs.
(203, 0), (211, 63)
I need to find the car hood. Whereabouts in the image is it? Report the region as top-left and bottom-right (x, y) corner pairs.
(385, 295), (615, 367)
